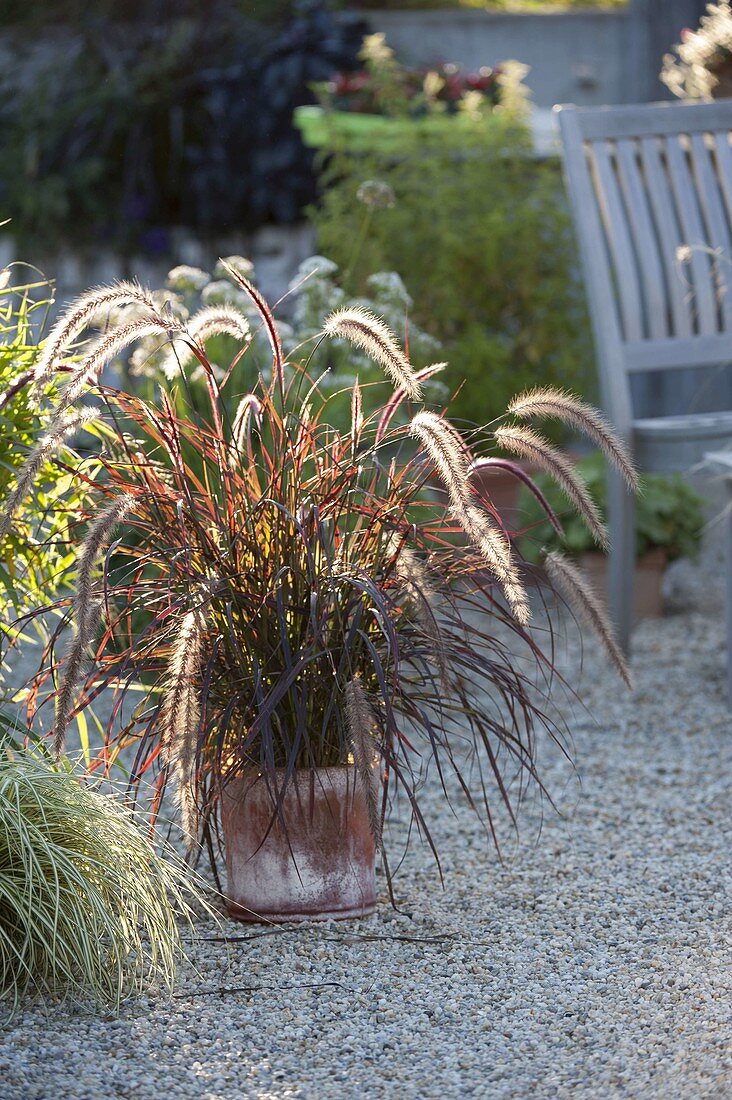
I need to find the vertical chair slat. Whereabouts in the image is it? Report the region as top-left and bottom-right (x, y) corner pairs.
(689, 132), (732, 330)
(589, 140), (644, 341)
(712, 131), (732, 238)
(615, 138), (669, 339)
(665, 134), (719, 334)
(639, 136), (693, 338)
(556, 108), (633, 434)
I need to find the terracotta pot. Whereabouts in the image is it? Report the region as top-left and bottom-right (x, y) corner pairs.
(467, 452), (584, 536)
(221, 765), (377, 923)
(468, 464), (523, 533)
(579, 547), (668, 621)
(712, 64), (732, 99)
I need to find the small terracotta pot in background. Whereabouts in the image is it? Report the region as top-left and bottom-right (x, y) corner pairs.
(579, 547), (668, 621)
(222, 765), (377, 923)
(467, 453), (584, 536)
(712, 63), (732, 99)
(467, 463), (524, 533)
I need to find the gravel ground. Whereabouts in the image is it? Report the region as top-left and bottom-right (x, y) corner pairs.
(1, 550), (731, 1099)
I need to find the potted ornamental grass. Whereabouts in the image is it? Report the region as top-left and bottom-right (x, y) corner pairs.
(517, 452), (706, 621)
(4, 268), (635, 922)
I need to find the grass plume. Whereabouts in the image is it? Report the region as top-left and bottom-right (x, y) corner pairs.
(545, 551), (632, 688)
(495, 424), (608, 549)
(410, 412), (528, 620)
(324, 306), (422, 399)
(160, 305), (251, 381)
(376, 361), (446, 443)
(160, 607), (207, 850)
(409, 410), (470, 505)
(460, 503), (529, 624)
(58, 314), (185, 411)
(0, 408), (97, 544)
(53, 495), (134, 758)
(33, 280), (155, 383)
(231, 393), (262, 460)
(507, 387), (639, 492)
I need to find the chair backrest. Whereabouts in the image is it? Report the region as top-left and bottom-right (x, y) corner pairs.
(556, 100), (732, 434)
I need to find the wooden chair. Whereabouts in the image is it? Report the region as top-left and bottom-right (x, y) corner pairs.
(556, 100), (732, 651)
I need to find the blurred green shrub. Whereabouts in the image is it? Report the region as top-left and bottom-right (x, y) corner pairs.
(0, 275), (98, 627)
(309, 100), (593, 429)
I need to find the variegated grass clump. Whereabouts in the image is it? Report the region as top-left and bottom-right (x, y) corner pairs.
(0, 749), (197, 1020)
(4, 270), (635, 881)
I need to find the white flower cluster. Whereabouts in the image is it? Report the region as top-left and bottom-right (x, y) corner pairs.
(661, 2), (732, 99)
(125, 252), (446, 428)
(286, 255), (441, 382)
(128, 257), (289, 382)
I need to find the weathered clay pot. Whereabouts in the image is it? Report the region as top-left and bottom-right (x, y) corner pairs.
(429, 462), (525, 533)
(579, 547), (668, 621)
(221, 766), (377, 923)
(712, 63), (732, 99)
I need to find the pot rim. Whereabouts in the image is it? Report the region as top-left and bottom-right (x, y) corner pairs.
(225, 762), (360, 779)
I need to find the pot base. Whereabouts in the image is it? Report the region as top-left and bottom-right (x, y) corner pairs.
(225, 898), (376, 924)
(222, 766), (377, 924)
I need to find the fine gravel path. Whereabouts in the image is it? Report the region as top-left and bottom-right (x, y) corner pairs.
(1, 578), (731, 1097)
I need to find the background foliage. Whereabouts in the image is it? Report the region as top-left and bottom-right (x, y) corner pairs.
(310, 111), (593, 428)
(0, 2), (365, 251)
(517, 451), (706, 564)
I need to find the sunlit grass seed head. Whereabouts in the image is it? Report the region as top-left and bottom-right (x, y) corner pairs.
(507, 387), (638, 492)
(495, 424), (609, 550)
(545, 551), (632, 689)
(323, 306), (422, 400)
(34, 280), (156, 383)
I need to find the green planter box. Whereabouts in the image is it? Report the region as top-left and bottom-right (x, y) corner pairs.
(293, 104), (507, 155)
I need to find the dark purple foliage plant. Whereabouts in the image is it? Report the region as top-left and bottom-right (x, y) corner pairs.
(4, 267), (636, 888)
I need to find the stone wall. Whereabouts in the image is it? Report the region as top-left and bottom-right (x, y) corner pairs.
(351, 8), (630, 108)
(0, 224), (317, 319)
(347, 2), (710, 109)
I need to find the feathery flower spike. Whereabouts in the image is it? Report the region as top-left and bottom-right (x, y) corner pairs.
(58, 314), (186, 412)
(459, 504), (530, 624)
(0, 408), (97, 544)
(160, 305), (251, 381)
(507, 388), (639, 492)
(34, 281), (155, 383)
(410, 412), (529, 622)
(324, 307), (422, 400)
(545, 551), (632, 688)
(409, 411), (471, 506)
(231, 393), (262, 460)
(376, 362), (446, 444)
(53, 494), (134, 758)
(495, 424), (608, 550)
(468, 457), (565, 538)
(160, 607), (207, 849)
